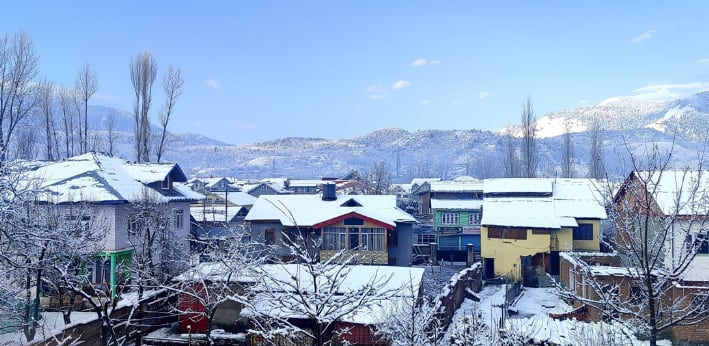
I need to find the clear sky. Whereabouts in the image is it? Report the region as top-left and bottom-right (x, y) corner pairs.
(4, 1), (709, 145)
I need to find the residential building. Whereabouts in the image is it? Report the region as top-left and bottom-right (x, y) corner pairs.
(480, 178), (606, 282)
(30, 152), (203, 294)
(245, 184), (416, 266)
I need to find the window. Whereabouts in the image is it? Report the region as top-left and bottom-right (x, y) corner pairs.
(265, 229), (276, 245)
(173, 209), (184, 229)
(695, 234), (709, 254)
(441, 212), (459, 225)
(417, 233), (436, 245)
(323, 227), (346, 250)
(573, 224), (594, 241)
(487, 227), (527, 240)
(361, 228), (385, 251)
(161, 177), (170, 189)
(468, 212), (481, 225)
(344, 217), (364, 226)
(349, 228), (360, 250)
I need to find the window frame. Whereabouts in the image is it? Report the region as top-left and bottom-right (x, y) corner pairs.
(440, 212), (460, 225)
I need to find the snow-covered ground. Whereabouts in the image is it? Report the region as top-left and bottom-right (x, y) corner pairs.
(445, 285), (673, 346)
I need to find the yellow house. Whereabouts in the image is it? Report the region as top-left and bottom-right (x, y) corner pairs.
(480, 178), (606, 282)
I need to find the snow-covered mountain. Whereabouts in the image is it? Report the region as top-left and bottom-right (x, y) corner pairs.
(85, 92), (709, 182)
(502, 92), (709, 140)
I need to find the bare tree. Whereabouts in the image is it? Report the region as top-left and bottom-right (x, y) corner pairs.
(155, 65), (184, 163)
(0, 31), (39, 165)
(365, 160), (392, 194)
(58, 87), (80, 158)
(561, 138), (709, 346)
(561, 120), (574, 178)
(13, 125), (37, 160)
(124, 190), (190, 345)
(588, 118), (605, 179)
(520, 95), (538, 178)
(75, 62), (98, 154)
(503, 135), (520, 178)
(104, 112), (116, 156)
(36, 79), (57, 160)
(130, 51), (157, 163)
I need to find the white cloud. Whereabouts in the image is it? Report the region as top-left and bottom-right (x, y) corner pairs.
(697, 58), (709, 65)
(421, 100), (431, 105)
(631, 30), (655, 43)
(411, 58), (440, 67)
(392, 80), (411, 89)
(478, 91), (490, 99)
(449, 101), (458, 108)
(204, 79), (220, 89)
(367, 84), (386, 99)
(632, 81), (709, 100)
(579, 99), (589, 104)
(411, 58), (427, 67)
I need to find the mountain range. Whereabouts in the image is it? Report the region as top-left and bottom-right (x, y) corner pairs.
(87, 92), (709, 182)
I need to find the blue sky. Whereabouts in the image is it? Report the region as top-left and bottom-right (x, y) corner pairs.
(4, 1), (709, 145)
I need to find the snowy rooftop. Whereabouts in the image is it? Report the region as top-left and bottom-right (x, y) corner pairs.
(632, 170), (709, 216)
(429, 180), (484, 192)
(288, 179), (323, 187)
(190, 205), (245, 223)
(484, 178), (552, 195)
(431, 198), (483, 210)
(245, 194), (416, 227)
(225, 191), (257, 206)
(410, 177), (441, 186)
(481, 179), (606, 228)
(28, 152), (203, 204)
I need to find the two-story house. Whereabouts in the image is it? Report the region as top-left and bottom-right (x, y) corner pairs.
(30, 152), (203, 294)
(480, 178), (606, 283)
(429, 179), (484, 260)
(245, 184), (416, 266)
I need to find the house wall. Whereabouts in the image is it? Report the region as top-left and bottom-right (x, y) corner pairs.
(573, 219), (601, 251)
(552, 228), (573, 251)
(250, 221), (283, 243)
(481, 226), (551, 279)
(390, 222), (413, 266)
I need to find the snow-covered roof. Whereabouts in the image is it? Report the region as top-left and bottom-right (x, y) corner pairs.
(481, 179), (606, 228)
(632, 170), (709, 216)
(288, 179), (322, 187)
(484, 178), (552, 195)
(28, 152), (203, 204)
(482, 197), (572, 229)
(410, 177), (441, 186)
(190, 205), (245, 223)
(429, 180), (483, 192)
(245, 194), (416, 228)
(243, 182), (290, 194)
(226, 191), (257, 206)
(553, 179), (607, 220)
(431, 198), (482, 210)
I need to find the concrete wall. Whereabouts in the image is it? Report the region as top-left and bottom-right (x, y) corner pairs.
(481, 226), (551, 279)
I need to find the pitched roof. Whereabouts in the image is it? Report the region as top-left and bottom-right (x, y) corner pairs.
(431, 198), (483, 210)
(481, 178), (606, 228)
(245, 194), (416, 228)
(624, 170), (709, 216)
(29, 152), (203, 204)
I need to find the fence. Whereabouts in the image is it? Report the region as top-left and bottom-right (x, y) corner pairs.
(434, 263), (483, 332)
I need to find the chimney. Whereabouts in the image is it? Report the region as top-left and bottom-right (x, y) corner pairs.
(322, 183), (337, 201)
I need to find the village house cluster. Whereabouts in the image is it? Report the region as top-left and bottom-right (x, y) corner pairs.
(4, 151), (709, 344)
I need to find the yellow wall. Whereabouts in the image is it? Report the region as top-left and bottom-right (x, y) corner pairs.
(572, 220), (601, 252)
(481, 226), (551, 279)
(552, 228), (573, 251)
